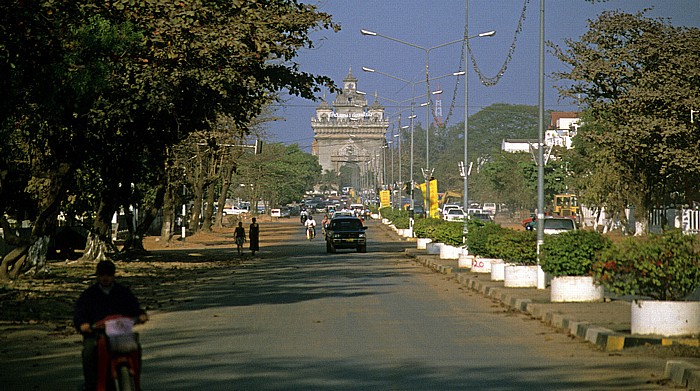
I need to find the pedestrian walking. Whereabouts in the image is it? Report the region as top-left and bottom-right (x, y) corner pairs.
(249, 217), (260, 256)
(234, 222), (246, 255)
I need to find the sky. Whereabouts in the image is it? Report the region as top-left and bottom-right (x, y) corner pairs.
(266, 0), (700, 150)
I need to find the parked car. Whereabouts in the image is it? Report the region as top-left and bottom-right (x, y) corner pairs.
(411, 204), (425, 217)
(444, 208), (467, 221)
(442, 204), (461, 219)
(482, 202), (497, 216)
(325, 216), (367, 253)
(279, 207), (291, 218)
(470, 213), (492, 223)
(526, 217), (577, 235)
(222, 206), (246, 215)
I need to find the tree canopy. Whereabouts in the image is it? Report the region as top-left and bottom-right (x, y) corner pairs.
(0, 0), (340, 279)
(551, 9), (700, 218)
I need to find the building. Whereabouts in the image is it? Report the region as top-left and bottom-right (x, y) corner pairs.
(311, 68), (389, 187)
(502, 112), (580, 153)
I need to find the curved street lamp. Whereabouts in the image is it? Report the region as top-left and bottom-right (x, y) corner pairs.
(361, 28), (494, 218)
(361, 66), (465, 218)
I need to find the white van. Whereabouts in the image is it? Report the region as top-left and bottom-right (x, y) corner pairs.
(482, 202), (497, 215)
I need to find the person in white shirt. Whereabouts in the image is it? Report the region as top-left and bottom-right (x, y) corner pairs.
(304, 215), (317, 239)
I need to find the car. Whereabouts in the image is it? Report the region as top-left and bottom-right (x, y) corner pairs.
(526, 217), (577, 234)
(411, 204), (425, 217)
(331, 210), (354, 219)
(441, 204), (461, 219)
(444, 208), (467, 221)
(470, 213), (492, 223)
(222, 206), (246, 215)
(325, 216), (367, 253)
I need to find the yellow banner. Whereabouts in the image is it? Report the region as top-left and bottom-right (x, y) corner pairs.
(419, 179), (439, 218)
(379, 190), (391, 209)
(429, 179), (439, 218)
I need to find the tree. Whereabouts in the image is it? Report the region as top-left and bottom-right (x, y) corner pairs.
(0, 0), (340, 279)
(423, 104), (540, 197)
(551, 10), (700, 230)
(235, 143), (321, 210)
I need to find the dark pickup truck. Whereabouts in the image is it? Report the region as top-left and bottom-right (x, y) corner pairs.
(325, 216), (367, 253)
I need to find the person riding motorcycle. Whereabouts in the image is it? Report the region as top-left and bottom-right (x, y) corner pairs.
(304, 215), (317, 239)
(300, 209), (308, 224)
(74, 260), (148, 391)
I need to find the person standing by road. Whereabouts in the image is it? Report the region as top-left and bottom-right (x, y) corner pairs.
(234, 221), (246, 255)
(249, 217), (260, 256)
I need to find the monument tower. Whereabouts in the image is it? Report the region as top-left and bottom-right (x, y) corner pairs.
(311, 68), (389, 188)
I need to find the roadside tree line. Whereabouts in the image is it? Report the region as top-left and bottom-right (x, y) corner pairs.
(0, 0), (338, 280)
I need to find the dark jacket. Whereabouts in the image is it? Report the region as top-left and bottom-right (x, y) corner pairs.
(73, 282), (143, 335)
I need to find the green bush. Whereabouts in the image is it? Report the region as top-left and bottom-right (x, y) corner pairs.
(433, 222), (464, 246)
(592, 229), (700, 301)
(486, 229), (537, 265)
(380, 208), (409, 228)
(392, 216), (410, 229)
(413, 218), (444, 239)
(540, 230), (611, 277)
(465, 221), (506, 257)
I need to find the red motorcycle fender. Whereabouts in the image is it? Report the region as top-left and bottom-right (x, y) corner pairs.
(96, 336), (110, 391)
(109, 353), (141, 391)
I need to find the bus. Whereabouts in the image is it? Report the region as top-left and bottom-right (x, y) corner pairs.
(553, 194), (579, 217)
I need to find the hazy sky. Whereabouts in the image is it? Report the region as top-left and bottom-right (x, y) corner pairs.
(266, 1), (700, 150)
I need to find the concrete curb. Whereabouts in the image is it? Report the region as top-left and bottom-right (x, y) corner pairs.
(403, 248), (700, 389)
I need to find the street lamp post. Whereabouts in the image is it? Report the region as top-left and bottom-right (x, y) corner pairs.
(397, 129), (405, 207)
(463, 12), (497, 236)
(362, 28), (494, 219)
(361, 66), (464, 217)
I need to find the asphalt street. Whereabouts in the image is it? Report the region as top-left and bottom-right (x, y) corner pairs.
(136, 220), (674, 390)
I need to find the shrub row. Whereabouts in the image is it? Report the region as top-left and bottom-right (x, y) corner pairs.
(414, 217), (700, 301)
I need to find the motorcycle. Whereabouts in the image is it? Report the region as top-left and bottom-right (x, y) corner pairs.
(91, 315), (142, 391)
(306, 225), (316, 240)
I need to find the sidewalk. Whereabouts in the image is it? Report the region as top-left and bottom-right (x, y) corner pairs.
(380, 222), (700, 390)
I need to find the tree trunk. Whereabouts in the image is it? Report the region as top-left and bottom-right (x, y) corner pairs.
(200, 182), (216, 232)
(18, 163), (72, 278)
(81, 187), (119, 262)
(83, 232), (110, 262)
(215, 164), (235, 228)
(160, 182), (176, 243)
(0, 245), (28, 281)
(126, 182), (165, 252)
(189, 175), (204, 234)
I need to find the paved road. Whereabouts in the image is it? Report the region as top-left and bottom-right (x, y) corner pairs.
(137, 220), (673, 390)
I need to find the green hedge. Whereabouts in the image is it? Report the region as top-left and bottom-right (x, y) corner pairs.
(465, 221), (506, 257)
(486, 229), (537, 265)
(540, 230), (611, 277)
(413, 218), (445, 239)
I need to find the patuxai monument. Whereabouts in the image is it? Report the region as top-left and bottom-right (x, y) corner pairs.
(311, 68), (389, 188)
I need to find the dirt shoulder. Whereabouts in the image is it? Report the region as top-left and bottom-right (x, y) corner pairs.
(0, 223), (288, 351)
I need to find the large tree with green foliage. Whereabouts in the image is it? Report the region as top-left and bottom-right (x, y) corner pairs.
(235, 143), (322, 209)
(551, 10), (700, 229)
(0, 0), (339, 279)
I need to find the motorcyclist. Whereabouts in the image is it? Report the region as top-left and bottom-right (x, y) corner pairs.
(304, 215), (317, 238)
(300, 208), (308, 224)
(74, 260), (148, 391)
